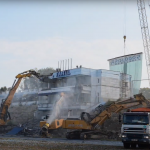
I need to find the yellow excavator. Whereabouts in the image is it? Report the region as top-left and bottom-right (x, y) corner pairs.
(41, 93), (150, 139)
(0, 70), (42, 126)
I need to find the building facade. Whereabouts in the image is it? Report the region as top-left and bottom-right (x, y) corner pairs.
(35, 67), (132, 119)
(108, 52), (143, 95)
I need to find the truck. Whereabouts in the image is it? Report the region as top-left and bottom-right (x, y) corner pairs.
(121, 107), (150, 149)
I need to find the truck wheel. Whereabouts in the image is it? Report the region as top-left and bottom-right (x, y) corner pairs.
(131, 144), (136, 148)
(123, 143), (130, 149)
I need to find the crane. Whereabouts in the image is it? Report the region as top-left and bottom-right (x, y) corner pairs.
(137, 0), (150, 86)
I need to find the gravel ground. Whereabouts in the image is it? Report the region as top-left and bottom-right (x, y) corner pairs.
(0, 139), (121, 150)
(0, 135), (123, 146)
(0, 136), (148, 150)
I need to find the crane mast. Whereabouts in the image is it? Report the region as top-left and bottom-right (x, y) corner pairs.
(137, 0), (150, 86)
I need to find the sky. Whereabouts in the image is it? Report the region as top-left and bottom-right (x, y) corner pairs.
(0, 0), (150, 87)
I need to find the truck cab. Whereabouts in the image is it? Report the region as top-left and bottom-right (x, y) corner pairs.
(121, 111), (150, 148)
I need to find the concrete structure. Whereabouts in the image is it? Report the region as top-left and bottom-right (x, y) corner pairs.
(35, 67), (132, 119)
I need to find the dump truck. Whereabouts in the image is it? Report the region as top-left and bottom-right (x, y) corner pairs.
(41, 93), (150, 139)
(121, 106), (150, 148)
(0, 70), (42, 127)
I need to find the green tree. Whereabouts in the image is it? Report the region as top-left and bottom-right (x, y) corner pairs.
(0, 86), (7, 93)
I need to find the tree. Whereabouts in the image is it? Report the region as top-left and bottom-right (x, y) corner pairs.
(0, 86), (7, 93)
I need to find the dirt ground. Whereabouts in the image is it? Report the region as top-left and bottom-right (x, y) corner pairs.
(0, 138), (145, 150)
(0, 142), (122, 150)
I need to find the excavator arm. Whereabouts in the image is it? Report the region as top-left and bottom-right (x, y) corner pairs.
(62, 93), (150, 130)
(0, 70), (41, 125)
(90, 93), (149, 127)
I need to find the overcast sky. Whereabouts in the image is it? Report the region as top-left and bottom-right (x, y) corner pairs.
(0, 0), (150, 87)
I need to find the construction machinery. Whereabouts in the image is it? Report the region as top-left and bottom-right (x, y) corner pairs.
(121, 107), (150, 149)
(60, 0), (150, 140)
(119, 2), (150, 148)
(61, 93), (150, 139)
(0, 70), (42, 126)
(41, 93), (150, 139)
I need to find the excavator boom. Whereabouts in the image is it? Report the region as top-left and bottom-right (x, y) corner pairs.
(62, 94), (148, 130)
(0, 70), (41, 125)
(90, 94), (148, 126)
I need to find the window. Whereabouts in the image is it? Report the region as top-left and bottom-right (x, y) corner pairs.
(123, 114), (149, 125)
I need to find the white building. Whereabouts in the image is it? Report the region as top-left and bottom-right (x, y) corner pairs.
(35, 67), (132, 119)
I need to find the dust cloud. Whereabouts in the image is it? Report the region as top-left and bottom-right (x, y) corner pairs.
(47, 93), (69, 124)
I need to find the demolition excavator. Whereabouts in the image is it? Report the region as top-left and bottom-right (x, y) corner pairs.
(0, 70), (42, 126)
(41, 93), (150, 139)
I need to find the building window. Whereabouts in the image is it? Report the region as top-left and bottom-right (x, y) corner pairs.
(98, 78), (99, 83)
(125, 82), (128, 87)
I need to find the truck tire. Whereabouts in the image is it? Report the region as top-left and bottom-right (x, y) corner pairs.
(123, 143), (130, 149)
